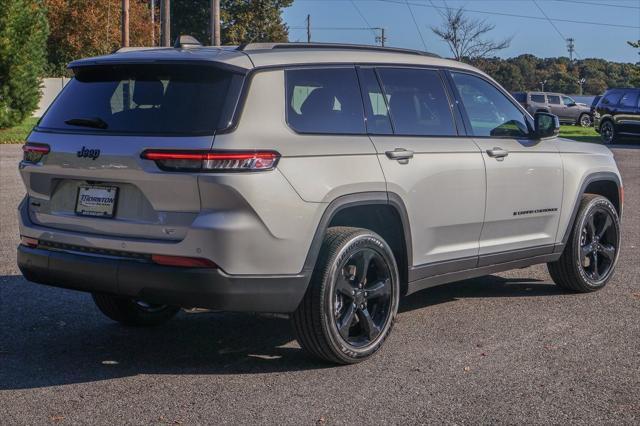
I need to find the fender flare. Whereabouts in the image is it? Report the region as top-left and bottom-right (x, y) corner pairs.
(558, 171), (622, 249)
(300, 191), (412, 276)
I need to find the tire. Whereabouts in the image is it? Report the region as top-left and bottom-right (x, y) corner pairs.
(578, 113), (592, 128)
(548, 194), (620, 293)
(92, 293), (180, 326)
(600, 120), (617, 144)
(292, 227), (400, 364)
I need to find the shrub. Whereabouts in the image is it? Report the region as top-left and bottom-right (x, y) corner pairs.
(0, 0), (48, 129)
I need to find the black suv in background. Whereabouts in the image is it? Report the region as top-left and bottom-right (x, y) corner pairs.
(594, 88), (640, 144)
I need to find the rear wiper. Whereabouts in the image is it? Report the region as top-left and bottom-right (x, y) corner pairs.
(64, 117), (108, 129)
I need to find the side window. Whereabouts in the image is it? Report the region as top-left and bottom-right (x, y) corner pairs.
(451, 72), (529, 138)
(357, 68), (393, 135)
(285, 68), (365, 134)
(377, 68), (456, 136)
(530, 94), (545, 103)
(547, 95), (561, 105)
(602, 91), (622, 106)
(619, 91), (639, 108)
(562, 96), (575, 106)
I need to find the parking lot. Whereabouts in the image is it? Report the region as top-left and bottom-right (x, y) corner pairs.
(1, 143), (638, 424)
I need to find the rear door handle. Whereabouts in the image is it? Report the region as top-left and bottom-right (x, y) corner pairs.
(385, 148), (414, 162)
(486, 147), (509, 160)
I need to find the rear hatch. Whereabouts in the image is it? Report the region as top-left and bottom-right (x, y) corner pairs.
(22, 61), (245, 241)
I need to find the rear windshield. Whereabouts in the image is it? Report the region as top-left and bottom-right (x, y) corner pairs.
(512, 93), (526, 102)
(38, 64), (243, 135)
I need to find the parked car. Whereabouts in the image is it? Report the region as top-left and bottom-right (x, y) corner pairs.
(594, 88), (640, 144)
(18, 41), (623, 364)
(512, 91), (593, 127)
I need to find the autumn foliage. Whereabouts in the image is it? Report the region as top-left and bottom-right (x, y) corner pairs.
(45, 0), (156, 75)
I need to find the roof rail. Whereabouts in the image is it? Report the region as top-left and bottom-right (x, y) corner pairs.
(236, 42), (440, 58)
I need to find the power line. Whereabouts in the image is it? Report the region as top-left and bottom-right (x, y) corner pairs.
(553, 0), (640, 10)
(350, 0), (378, 37)
(295, 0), (639, 30)
(404, 0), (428, 50)
(533, 0), (581, 59)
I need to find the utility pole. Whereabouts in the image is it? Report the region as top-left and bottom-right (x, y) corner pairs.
(566, 38), (575, 61)
(161, 0), (170, 47)
(121, 0), (130, 47)
(578, 78), (586, 95)
(151, 0), (155, 47)
(540, 80), (547, 92)
(211, 0), (221, 46)
(306, 14), (311, 43)
(374, 27), (386, 46)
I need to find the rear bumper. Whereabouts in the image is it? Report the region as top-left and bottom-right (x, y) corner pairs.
(17, 245), (308, 313)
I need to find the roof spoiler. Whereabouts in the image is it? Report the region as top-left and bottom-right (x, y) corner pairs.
(174, 35), (202, 49)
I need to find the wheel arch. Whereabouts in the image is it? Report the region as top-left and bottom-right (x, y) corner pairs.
(301, 192), (412, 292)
(560, 172), (622, 246)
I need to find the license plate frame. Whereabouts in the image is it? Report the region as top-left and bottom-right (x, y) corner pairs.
(75, 185), (119, 218)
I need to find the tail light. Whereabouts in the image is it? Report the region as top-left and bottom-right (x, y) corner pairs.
(20, 236), (39, 248)
(22, 143), (50, 163)
(141, 150), (280, 172)
(151, 254), (218, 268)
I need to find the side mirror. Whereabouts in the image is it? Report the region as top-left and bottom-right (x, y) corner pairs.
(534, 112), (560, 139)
(567, 102), (577, 107)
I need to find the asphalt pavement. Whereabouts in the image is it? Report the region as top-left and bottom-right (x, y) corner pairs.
(1, 143), (639, 424)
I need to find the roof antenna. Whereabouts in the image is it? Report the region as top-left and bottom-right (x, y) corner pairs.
(174, 35), (202, 48)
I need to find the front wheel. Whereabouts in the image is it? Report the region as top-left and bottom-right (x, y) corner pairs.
(292, 227), (400, 364)
(547, 194), (620, 292)
(600, 121), (617, 144)
(92, 293), (180, 326)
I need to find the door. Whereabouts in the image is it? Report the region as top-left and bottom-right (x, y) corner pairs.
(616, 90), (640, 135)
(561, 95), (580, 122)
(546, 94), (566, 120)
(359, 67), (486, 269)
(448, 71), (563, 259)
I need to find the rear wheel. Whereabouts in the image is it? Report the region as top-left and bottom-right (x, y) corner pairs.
(578, 113), (592, 128)
(92, 293), (180, 326)
(600, 120), (617, 144)
(547, 194), (620, 292)
(292, 227), (400, 364)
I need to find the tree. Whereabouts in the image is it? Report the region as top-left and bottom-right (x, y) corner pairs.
(431, 7), (511, 61)
(45, 0), (156, 76)
(171, 0), (292, 45)
(0, 0), (48, 128)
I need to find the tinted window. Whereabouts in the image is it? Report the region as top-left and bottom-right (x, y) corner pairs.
(451, 72), (529, 138)
(512, 92), (526, 102)
(530, 94), (545, 103)
(357, 68), (393, 134)
(602, 91), (623, 106)
(377, 68), (456, 136)
(591, 96), (602, 108)
(286, 68), (365, 134)
(39, 64), (240, 135)
(547, 95), (561, 105)
(619, 91), (639, 108)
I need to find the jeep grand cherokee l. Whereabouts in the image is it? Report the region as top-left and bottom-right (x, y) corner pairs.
(18, 42), (623, 364)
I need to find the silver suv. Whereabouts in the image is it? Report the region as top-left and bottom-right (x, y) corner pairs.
(513, 91), (593, 127)
(18, 42), (623, 364)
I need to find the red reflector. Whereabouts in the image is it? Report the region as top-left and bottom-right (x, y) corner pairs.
(151, 254), (217, 268)
(20, 236), (39, 248)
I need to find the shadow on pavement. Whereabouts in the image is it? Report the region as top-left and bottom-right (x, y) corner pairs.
(1, 272), (562, 390)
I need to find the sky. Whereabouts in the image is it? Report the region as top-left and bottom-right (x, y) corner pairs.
(281, 0), (640, 63)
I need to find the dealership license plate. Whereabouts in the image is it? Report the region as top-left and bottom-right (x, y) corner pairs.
(75, 185), (118, 218)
